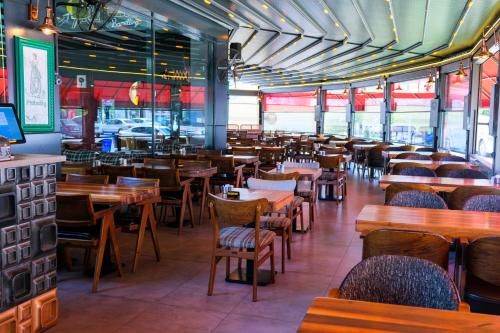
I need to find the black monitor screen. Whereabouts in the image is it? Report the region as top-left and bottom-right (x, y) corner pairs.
(0, 104), (26, 144)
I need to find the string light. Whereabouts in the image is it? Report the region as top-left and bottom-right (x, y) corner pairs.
(455, 61), (468, 79)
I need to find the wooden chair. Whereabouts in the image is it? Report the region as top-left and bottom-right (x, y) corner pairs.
(209, 156), (244, 190)
(384, 183), (436, 204)
(447, 187), (500, 210)
(116, 177), (161, 272)
(144, 158), (175, 168)
(196, 149), (222, 159)
(463, 237), (500, 315)
(56, 194), (122, 292)
(395, 152), (432, 160)
(61, 162), (94, 177)
(435, 164), (471, 177)
(319, 146), (344, 154)
(232, 146), (258, 156)
(66, 174), (109, 184)
(259, 147), (286, 171)
(207, 194), (276, 302)
(294, 141), (315, 162)
(317, 155), (346, 203)
(101, 164), (136, 184)
(143, 168), (194, 235)
(363, 146), (387, 178)
(415, 147), (436, 152)
(362, 229), (450, 270)
(430, 152), (452, 161)
(391, 162), (436, 177)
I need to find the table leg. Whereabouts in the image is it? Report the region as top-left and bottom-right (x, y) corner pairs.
(225, 257), (274, 286)
(107, 214), (123, 277)
(132, 203), (149, 273)
(147, 202), (161, 262)
(198, 177), (210, 225)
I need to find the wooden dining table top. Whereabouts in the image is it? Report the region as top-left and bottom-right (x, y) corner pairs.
(330, 140), (348, 146)
(355, 204), (500, 239)
(131, 163), (218, 178)
(216, 188), (294, 212)
(379, 174), (498, 192)
(382, 150), (434, 158)
(221, 155), (260, 164)
(388, 159), (479, 170)
(57, 182), (160, 205)
(298, 297), (500, 332)
(352, 143), (378, 150)
(268, 167), (322, 181)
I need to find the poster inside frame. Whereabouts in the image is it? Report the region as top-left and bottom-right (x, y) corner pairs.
(14, 37), (55, 133)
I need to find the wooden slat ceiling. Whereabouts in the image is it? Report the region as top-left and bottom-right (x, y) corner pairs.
(176, 0), (499, 87)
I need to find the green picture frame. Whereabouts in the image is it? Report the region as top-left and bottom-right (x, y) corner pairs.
(14, 37), (55, 133)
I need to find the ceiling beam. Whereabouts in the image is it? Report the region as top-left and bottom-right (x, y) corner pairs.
(231, 0), (282, 32)
(258, 35), (303, 66)
(211, 0), (260, 29)
(244, 31), (281, 63)
(168, 0), (237, 30)
(270, 37), (324, 67)
(318, 0), (350, 38)
(350, 0), (374, 40)
(260, 0), (304, 35)
(289, 0), (327, 37)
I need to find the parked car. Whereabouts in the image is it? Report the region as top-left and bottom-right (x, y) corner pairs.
(131, 118), (153, 127)
(61, 119), (81, 138)
(71, 115), (103, 136)
(101, 118), (135, 134)
(118, 125), (171, 139)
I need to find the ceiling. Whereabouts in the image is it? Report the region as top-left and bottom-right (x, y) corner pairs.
(171, 0), (500, 88)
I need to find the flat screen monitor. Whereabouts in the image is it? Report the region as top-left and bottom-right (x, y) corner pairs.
(0, 104), (26, 144)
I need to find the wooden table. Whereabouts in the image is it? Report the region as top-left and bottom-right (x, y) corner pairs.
(388, 159), (479, 170)
(355, 204), (500, 239)
(352, 144), (378, 151)
(298, 297), (500, 332)
(379, 175), (498, 192)
(132, 163), (218, 224)
(222, 154), (260, 164)
(57, 182), (161, 273)
(331, 140), (348, 146)
(268, 167), (322, 181)
(216, 188), (294, 285)
(382, 150), (434, 159)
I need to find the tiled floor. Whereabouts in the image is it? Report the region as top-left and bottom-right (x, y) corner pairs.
(52, 173), (384, 332)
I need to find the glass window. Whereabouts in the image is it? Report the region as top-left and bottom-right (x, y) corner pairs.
(324, 89), (348, 135)
(263, 91), (316, 133)
(389, 78), (434, 146)
(440, 70), (469, 153)
(352, 86), (383, 140)
(475, 52), (498, 160)
(57, 3), (209, 150)
(228, 95), (259, 128)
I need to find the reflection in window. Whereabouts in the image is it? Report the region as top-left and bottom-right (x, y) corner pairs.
(324, 89), (348, 136)
(263, 91), (316, 133)
(390, 78), (434, 146)
(228, 95), (259, 128)
(353, 86), (383, 140)
(440, 70), (469, 153)
(475, 53), (498, 162)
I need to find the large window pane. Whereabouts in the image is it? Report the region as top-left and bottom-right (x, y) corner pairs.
(389, 78), (434, 145)
(440, 71), (469, 152)
(353, 86), (383, 140)
(324, 89), (348, 135)
(228, 95), (259, 127)
(263, 91), (316, 133)
(475, 53), (498, 160)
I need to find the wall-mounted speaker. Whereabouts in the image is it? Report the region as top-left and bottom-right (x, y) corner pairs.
(429, 98), (439, 127)
(230, 43), (242, 62)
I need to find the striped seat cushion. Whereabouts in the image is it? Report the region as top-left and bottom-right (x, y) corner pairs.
(64, 150), (97, 163)
(219, 227), (275, 249)
(260, 216), (291, 229)
(99, 152), (125, 165)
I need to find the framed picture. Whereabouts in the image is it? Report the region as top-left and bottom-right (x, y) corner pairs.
(14, 37), (55, 133)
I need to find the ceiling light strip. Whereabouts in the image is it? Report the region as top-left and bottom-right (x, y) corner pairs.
(232, 0), (282, 32)
(387, 0), (399, 42)
(169, 0), (236, 30)
(448, 0), (474, 46)
(287, 40), (345, 70)
(318, 0), (350, 38)
(350, 0), (374, 40)
(242, 30), (259, 49)
(289, 0), (327, 37)
(211, 0), (259, 29)
(271, 37), (324, 67)
(260, 0), (304, 35)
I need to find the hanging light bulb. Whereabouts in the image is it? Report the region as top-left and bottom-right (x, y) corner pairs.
(37, 1), (59, 35)
(342, 84), (349, 95)
(474, 29), (493, 62)
(257, 91), (263, 102)
(455, 61), (468, 79)
(426, 69), (435, 84)
(313, 86), (320, 97)
(376, 78), (383, 91)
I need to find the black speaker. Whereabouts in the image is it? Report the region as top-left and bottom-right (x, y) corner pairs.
(230, 43), (242, 62)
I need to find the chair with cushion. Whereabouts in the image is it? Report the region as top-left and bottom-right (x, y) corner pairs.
(395, 152), (432, 160)
(463, 195), (500, 213)
(66, 174), (109, 184)
(392, 162), (436, 177)
(415, 147), (436, 152)
(196, 149), (222, 159)
(440, 155), (467, 162)
(144, 158), (175, 168)
(430, 152), (452, 161)
(435, 164), (472, 177)
(363, 146), (387, 178)
(316, 155), (346, 202)
(63, 150), (98, 164)
(247, 177), (296, 272)
(333, 255), (461, 310)
(388, 190), (448, 209)
(447, 187), (500, 210)
(98, 152), (126, 166)
(56, 194), (122, 292)
(207, 194), (275, 302)
(143, 168), (194, 235)
(101, 164), (136, 184)
(362, 229), (450, 270)
(232, 146), (257, 156)
(384, 183), (436, 204)
(445, 168), (488, 179)
(319, 146), (344, 154)
(463, 237), (500, 315)
(294, 141), (315, 162)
